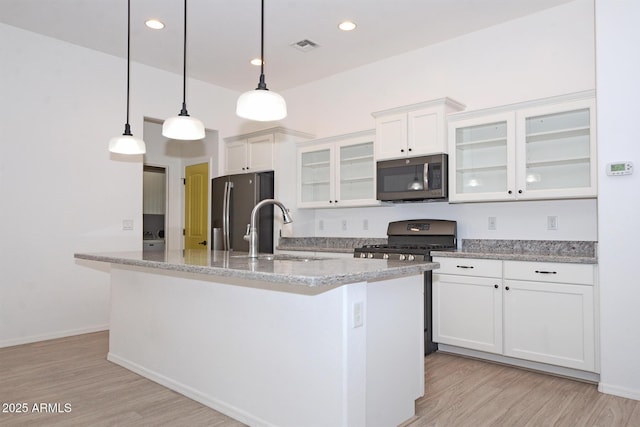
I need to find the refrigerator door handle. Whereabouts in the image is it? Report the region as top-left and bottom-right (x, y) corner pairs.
(222, 181), (233, 250)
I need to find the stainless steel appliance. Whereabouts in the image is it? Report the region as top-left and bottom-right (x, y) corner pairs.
(211, 171), (275, 253)
(354, 219), (457, 355)
(376, 154), (448, 202)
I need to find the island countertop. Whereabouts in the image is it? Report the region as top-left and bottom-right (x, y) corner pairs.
(74, 249), (438, 289)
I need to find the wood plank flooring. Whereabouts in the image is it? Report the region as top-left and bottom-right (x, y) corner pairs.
(1, 331), (639, 426)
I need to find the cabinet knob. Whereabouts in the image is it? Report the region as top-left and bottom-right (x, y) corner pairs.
(505, 286), (510, 291)
(508, 190), (512, 195)
(408, 148), (412, 152)
(329, 200), (333, 204)
(400, 149), (405, 153)
(334, 200), (338, 203)
(494, 284), (499, 289)
(518, 189), (523, 194)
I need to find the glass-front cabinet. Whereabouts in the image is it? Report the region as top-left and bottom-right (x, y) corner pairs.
(450, 113), (516, 202)
(517, 99), (596, 199)
(448, 93), (596, 202)
(298, 131), (379, 208)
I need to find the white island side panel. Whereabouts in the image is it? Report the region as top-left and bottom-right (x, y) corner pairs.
(107, 265), (424, 427)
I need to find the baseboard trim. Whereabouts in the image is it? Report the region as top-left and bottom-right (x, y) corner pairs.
(0, 324), (109, 349)
(437, 344), (600, 383)
(107, 352), (276, 427)
(598, 382), (640, 401)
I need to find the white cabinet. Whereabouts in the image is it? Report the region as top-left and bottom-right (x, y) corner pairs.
(143, 168), (166, 214)
(503, 261), (595, 372)
(297, 130), (380, 208)
(433, 258), (503, 354)
(373, 98), (465, 160)
(433, 256), (597, 372)
(225, 133), (275, 174)
(448, 92), (596, 202)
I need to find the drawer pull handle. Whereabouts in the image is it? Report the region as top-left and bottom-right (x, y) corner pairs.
(456, 265), (474, 269)
(535, 270), (557, 275)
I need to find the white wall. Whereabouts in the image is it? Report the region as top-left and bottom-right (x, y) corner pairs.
(595, 0), (640, 400)
(281, 0), (598, 242)
(0, 24), (238, 347)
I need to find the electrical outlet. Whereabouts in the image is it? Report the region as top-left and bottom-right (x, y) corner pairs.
(488, 216), (497, 230)
(547, 216), (558, 230)
(363, 219), (369, 231)
(122, 219), (134, 231)
(342, 220), (347, 231)
(353, 302), (364, 328)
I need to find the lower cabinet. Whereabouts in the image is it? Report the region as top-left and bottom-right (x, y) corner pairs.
(433, 257), (596, 372)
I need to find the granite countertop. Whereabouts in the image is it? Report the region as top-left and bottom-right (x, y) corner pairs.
(431, 239), (597, 264)
(74, 249), (437, 288)
(277, 237), (387, 253)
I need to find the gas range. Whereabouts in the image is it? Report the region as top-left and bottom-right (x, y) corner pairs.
(353, 219), (457, 356)
(353, 220), (457, 261)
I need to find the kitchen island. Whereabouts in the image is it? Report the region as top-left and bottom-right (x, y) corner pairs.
(74, 250), (438, 427)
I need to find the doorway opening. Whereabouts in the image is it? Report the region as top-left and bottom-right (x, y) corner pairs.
(143, 165), (167, 251)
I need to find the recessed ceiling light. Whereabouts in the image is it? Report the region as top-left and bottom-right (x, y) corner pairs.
(250, 58), (263, 66)
(338, 21), (357, 31)
(145, 19), (165, 30)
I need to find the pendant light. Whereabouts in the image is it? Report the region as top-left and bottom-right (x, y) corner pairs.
(109, 0), (146, 155)
(162, 0), (205, 140)
(236, 0), (287, 122)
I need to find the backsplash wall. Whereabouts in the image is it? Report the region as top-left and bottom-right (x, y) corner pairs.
(295, 198), (598, 245)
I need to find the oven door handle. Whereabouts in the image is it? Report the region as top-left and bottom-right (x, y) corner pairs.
(423, 162), (429, 190)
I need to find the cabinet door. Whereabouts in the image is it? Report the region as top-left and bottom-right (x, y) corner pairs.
(247, 133), (275, 172)
(433, 274), (503, 354)
(225, 139), (248, 174)
(408, 107), (443, 155)
(298, 144), (334, 208)
(375, 113), (407, 160)
(448, 113), (517, 202)
(516, 98), (597, 200)
(503, 280), (595, 371)
(336, 139), (376, 206)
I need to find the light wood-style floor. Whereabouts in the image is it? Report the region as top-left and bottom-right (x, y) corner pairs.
(1, 331), (639, 426)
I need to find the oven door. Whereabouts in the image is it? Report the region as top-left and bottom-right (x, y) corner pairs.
(376, 154), (447, 201)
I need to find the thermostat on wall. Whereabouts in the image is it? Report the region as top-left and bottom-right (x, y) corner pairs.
(606, 161), (634, 176)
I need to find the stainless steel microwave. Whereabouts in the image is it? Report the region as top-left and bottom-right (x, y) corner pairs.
(376, 154), (448, 202)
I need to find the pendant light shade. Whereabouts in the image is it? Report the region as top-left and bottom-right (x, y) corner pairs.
(162, 107), (205, 140)
(236, 0), (287, 122)
(109, 0), (146, 155)
(162, 0), (205, 140)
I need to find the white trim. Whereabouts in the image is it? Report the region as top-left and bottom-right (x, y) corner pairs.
(0, 324), (109, 349)
(598, 382), (640, 401)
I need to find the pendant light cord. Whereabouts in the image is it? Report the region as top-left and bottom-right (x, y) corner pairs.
(257, 0), (267, 90)
(124, 0), (132, 135)
(180, 0), (189, 115)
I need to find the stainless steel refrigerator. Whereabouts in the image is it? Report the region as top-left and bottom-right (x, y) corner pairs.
(211, 171), (275, 253)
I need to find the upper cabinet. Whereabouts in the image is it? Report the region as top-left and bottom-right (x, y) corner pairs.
(225, 133), (275, 175)
(448, 91), (597, 203)
(297, 130), (380, 208)
(372, 98), (465, 161)
(224, 127), (314, 179)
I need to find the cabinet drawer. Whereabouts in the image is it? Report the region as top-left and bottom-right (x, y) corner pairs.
(503, 261), (595, 285)
(433, 257), (502, 278)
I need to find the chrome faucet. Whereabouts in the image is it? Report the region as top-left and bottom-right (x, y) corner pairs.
(244, 199), (293, 258)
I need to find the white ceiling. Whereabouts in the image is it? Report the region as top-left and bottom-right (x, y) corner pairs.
(1, 0), (575, 91)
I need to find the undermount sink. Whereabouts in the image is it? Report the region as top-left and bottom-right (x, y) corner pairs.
(231, 254), (327, 262)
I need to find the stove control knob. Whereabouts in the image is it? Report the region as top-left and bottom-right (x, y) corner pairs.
(399, 254), (406, 261)
(359, 253), (367, 258)
(367, 253), (374, 259)
(383, 253), (389, 259)
(407, 254), (415, 261)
